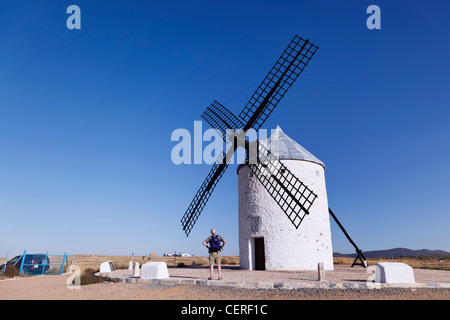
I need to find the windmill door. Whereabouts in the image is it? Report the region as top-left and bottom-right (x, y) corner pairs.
(254, 237), (265, 270)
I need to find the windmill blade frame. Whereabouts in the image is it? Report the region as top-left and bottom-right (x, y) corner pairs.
(181, 35), (319, 236)
(202, 100), (319, 228)
(180, 153), (230, 236)
(201, 100), (244, 142)
(245, 139), (318, 229)
(240, 36), (318, 131)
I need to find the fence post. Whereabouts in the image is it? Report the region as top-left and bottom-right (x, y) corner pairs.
(18, 250), (27, 277)
(68, 255), (74, 273)
(41, 251), (48, 275)
(61, 252), (67, 274)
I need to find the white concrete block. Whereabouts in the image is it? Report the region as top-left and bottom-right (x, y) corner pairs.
(99, 261), (114, 273)
(128, 261), (133, 270)
(376, 262), (415, 284)
(141, 262), (169, 280)
(318, 262), (325, 281)
(133, 262), (140, 277)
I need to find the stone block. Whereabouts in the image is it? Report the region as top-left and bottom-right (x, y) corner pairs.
(375, 262), (415, 284)
(99, 261), (114, 273)
(133, 262), (140, 277)
(140, 262), (169, 280)
(318, 262), (325, 281)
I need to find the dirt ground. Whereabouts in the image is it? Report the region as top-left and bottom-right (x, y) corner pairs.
(0, 272), (449, 300)
(1, 255), (449, 303)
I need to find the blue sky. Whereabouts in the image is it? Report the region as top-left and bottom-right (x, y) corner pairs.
(0, 1), (449, 257)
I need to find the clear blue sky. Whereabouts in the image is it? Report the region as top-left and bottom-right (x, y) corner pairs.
(1, 1), (449, 258)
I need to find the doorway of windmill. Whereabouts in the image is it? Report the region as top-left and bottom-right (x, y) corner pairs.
(254, 237), (265, 270)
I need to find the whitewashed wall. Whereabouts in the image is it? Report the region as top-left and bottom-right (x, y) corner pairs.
(238, 159), (334, 271)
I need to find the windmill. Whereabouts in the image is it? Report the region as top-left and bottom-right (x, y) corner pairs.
(180, 35), (366, 268)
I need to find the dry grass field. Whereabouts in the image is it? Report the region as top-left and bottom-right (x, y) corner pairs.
(65, 254), (240, 272)
(334, 256), (450, 270)
(68, 254), (449, 272)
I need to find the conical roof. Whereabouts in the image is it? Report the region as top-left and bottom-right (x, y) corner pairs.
(260, 125), (325, 168)
(237, 126), (325, 173)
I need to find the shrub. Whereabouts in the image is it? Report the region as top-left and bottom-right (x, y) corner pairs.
(112, 262), (127, 270)
(3, 265), (19, 278)
(80, 268), (107, 285)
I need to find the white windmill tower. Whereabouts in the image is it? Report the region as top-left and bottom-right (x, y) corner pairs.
(237, 125), (334, 271)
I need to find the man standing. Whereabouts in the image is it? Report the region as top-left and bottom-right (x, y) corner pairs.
(202, 228), (226, 280)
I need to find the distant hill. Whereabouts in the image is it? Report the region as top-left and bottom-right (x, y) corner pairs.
(334, 248), (450, 259)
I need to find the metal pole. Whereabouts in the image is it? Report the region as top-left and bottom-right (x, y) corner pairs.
(329, 208), (360, 250)
(18, 250), (27, 277)
(328, 208), (367, 267)
(61, 252), (67, 274)
(41, 251), (48, 275)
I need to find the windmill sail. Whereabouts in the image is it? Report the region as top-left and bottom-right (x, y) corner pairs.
(201, 100), (244, 140)
(247, 141), (318, 229)
(202, 101), (318, 228)
(181, 35), (319, 236)
(180, 155), (229, 236)
(239, 36), (318, 131)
